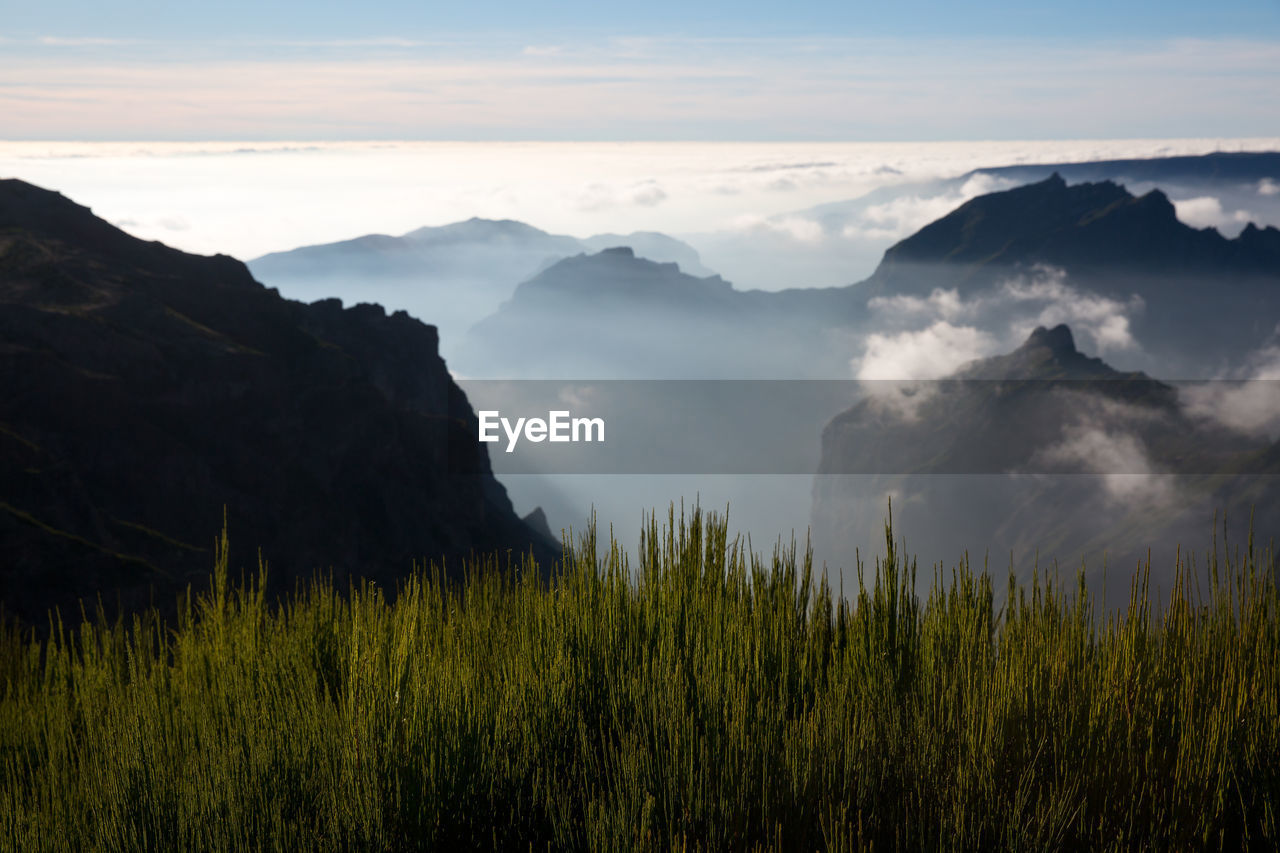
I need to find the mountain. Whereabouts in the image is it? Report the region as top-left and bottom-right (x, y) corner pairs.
(248, 218), (714, 359)
(0, 179), (554, 626)
(458, 174), (1280, 379)
(457, 246), (858, 378)
(863, 174), (1280, 373)
(698, 150), (1280, 291)
(870, 173), (1280, 293)
(811, 325), (1278, 599)
(579, 231), (711, 276)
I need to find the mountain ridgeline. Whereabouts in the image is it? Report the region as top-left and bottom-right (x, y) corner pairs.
(248, 217), (714, 362)
(812, 324), (1279, 597)
(456, 173), (1280, 379)
(0, 179), (554, 626)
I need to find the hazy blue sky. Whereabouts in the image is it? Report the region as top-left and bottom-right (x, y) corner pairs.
(5, 1), (1279, 40)
(3, 1), (1280, 139)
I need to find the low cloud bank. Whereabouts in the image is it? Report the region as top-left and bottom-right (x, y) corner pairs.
(859, 265), (1144, 380)
(1172, 196), (1254, 232)
(1181, 334), (1280, 440)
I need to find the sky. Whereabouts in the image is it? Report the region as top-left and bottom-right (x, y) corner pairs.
(3, 1), (1279, 272)
(2, 1), (1280, 140)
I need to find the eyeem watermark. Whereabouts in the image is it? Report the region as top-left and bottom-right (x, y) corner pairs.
(478, 410), (606, 453)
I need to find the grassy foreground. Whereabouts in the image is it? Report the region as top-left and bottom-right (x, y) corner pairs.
(1, 508), (1277, 851)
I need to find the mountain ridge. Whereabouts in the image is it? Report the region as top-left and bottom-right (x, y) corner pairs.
(870, 173), (1280, 295)
(0, 178), (554, 626)
(812, 323), (1276, 597)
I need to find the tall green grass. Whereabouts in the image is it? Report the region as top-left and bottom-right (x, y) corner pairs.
(1, 507), (1277, 851)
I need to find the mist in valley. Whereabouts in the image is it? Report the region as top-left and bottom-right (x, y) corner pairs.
(236, 154), (1280, 596)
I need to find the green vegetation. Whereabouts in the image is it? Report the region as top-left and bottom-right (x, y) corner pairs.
(2, 507), (1277, 851)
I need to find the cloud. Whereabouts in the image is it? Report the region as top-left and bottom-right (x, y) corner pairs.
(841, 173), (1018, 241)
(1029, 390), (1177, 504)
(1035, 425), (1170, 504)
(575, 181), (668, 211)
(854, 321), (998, 380)
(1259, 178), (1279, 197)
(630, 184), (668, 207)
(866, 266), (1144, 357)
(999, 266), (1143, 354)
(1180, 337), (1280, 439)
(867, 287), (970, 323)
(7, 137), (1279, 267)
(1172, 196), (1253, 231)
(729, 213), (825, 244)
(6, 36), (1280, 141)
(732, 160), (840, 173)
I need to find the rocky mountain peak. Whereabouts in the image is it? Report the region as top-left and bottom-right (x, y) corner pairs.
(1021, 324), (1077, 356)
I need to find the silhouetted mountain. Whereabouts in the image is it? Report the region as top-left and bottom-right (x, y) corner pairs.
(955, 324), (1145, 381)
(812, 325), (1278, 598)
(725, 150), (1280, 291)
(248, 218), (714, 359)
(0, 179), (554, 626)
(871, 174), (1280, 294)
(458, 247), (857, 377)
(253, 218), (581, 282)
(859, 174), (1280, 373)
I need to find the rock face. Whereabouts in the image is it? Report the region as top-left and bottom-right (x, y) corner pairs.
(862, 175), (1280, 375)
(871, 173), (1280, 294)
(811, 325), (1278, 599)
(0, 179), (555, 626)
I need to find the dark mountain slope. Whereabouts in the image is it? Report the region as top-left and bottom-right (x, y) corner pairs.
(812, 325), (1278, 599)
(0, 179), (553, 626)
(871, 173), (1280, 294)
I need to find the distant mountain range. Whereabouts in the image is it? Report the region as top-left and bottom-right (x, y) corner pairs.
(458, 173), (1280, 379)
(248, 218), (713, 359)
(0, 180), (553, 626)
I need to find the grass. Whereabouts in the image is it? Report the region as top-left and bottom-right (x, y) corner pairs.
(1, 506), (1277, 851)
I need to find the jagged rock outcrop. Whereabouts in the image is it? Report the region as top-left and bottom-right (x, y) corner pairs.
(868, 173), (1280, 296)
(0, 179), (555, 626)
